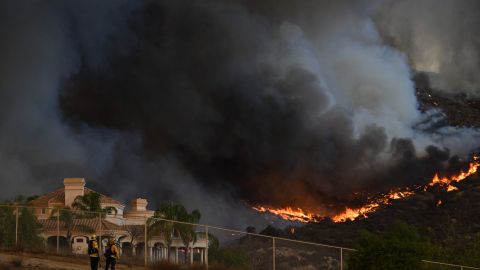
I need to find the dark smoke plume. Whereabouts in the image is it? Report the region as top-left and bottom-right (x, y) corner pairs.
(0, 0), (479, 225)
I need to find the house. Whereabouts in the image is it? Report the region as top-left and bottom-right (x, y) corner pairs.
(30, 178), (208, 264)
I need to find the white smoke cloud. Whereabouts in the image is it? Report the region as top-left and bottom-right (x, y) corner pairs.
(375, 0), (480, 97)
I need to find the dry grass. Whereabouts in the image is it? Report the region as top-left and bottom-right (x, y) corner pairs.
(9, 258), (22, 267)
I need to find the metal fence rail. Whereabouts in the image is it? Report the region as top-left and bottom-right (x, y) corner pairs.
(423, 260), (480, 270)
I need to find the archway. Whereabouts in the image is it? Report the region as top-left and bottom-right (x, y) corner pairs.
(122, 242), (133, 257)
(46, 236), (68, 252)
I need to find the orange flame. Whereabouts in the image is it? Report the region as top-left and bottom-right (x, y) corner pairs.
(428, 161), (479, 190)
(252, 206), (317, 223)
(253, 158), (480, 223)
(332, 189), (414, 222)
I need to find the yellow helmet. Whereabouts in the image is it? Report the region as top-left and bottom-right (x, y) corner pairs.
(90, 234), (97, 240)
(108, 239), (115, 245)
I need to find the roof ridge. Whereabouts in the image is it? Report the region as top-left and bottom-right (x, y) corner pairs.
(30, 187), (64, 205)
(84, 187), (124, 206)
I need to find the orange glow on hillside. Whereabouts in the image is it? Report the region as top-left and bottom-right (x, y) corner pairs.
(253, 158), (480, 223)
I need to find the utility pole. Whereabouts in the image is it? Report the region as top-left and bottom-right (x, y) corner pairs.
(144, 217), (148, 266)
(340, 248), (343, 270)
(56, 212), (60, 253)
(15, 206), (19, 247)
(272, 237), (276, 270)
(205, 225), (209, 269)
(99, 212), (102, 253)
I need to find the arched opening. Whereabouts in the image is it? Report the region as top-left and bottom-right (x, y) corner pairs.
(46, 236), (68, 252)
(136, 242), (145, 257)
(122, 242), (133, 257)
(153, 242), (165, 262)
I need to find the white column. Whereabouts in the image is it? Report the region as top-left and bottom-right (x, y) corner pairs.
(190, 246), (194, 264)
(200, 249), (204, 263)
(133, 245), (136, 256)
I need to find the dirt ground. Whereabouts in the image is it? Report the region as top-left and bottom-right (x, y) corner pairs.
(0, 251), (148, 270)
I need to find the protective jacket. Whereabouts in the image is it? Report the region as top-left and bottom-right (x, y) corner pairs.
(105, 244), (119, 260)
(88, 240), (99, 257)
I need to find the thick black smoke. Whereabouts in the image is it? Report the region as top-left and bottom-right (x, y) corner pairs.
(0, 0), (479, 224)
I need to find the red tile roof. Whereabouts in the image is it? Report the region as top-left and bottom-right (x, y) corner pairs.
(39, 218), (124, 233)
(30, 186), (124, 207)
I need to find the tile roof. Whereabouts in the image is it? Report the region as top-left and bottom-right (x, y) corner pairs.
(30, 188), (64, 206)
(39, 218), (124, 233)
(30, 186), (124, 207)
(85, 188), (124, 206)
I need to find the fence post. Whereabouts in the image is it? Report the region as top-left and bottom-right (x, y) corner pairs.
(272, 237), (276, 270)
(205, 225), (209, 270)
(340, 248), (343, 270)
(144, 218), (148, 266)
(99, 212), (102, 254)
(15, 206), (19, 247)
(56, 211), (60, 253)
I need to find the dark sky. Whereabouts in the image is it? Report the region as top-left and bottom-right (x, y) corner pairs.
(0, 0), (479, 227)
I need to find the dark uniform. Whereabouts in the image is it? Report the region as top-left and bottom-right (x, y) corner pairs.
(88, 236), (100, 270)
(104, 240), (119, 270)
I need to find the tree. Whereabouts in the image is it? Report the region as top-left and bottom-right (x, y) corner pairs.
(71, 192), (117, 218)
(124, 224), (143, 255)
(0, 206), (15, 248)
(49, 192), (118, 252)
(177, 209), (201, 264)
(347, 223), (429, 270)
(17, 207), (44, 250)
(50, 207), (92, 252)
(148, 202), (201, 264)
(0, 198), (43, 251)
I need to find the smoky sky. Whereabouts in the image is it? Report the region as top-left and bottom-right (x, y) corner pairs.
(0, 0), (479, 224)
(376, 0), (480, 97)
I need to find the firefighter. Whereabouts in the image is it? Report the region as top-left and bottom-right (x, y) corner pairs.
(88, 234), (100, 270)
(104, 239), (119, 270)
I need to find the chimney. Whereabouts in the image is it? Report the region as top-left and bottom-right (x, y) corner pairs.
(63, 178), (85, 207)
(131, 198), (148, 211)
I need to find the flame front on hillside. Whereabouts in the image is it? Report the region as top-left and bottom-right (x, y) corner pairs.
(252, 206), (318, 223)
(254, 158), (480, 223)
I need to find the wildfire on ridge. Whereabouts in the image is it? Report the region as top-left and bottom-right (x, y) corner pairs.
(252, 206), (318, 223)
(253, 158), (480, 223)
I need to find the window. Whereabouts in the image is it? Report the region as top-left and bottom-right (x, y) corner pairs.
(77, 238), (84, 243)
(41, 208), (46, 214)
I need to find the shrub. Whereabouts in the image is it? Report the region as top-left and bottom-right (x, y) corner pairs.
(347, 223), (428, 270)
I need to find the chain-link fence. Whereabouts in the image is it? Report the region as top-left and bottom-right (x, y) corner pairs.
(1, 204), (480, 270)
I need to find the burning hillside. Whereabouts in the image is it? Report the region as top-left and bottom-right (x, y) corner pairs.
(254, 156), (480, 223)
